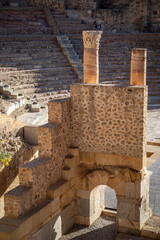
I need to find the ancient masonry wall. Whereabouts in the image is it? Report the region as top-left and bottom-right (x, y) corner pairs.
(70, 84), (148, 170)
(1, 83), (152, 238)
(28, 0), (160, 32)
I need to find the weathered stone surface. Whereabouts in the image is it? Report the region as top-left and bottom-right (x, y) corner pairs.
(130, 49), (147, 86)
(83, 31), (102, 84)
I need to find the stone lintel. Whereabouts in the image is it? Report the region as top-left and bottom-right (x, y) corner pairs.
(79, 151), (145, 172)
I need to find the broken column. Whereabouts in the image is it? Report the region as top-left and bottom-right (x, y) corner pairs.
(83, 31), (102, 84)
(130, 48), (147, 86)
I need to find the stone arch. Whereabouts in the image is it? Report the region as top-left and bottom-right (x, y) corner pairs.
(76, 168), (151, 231)
(79, 169), (127, 196)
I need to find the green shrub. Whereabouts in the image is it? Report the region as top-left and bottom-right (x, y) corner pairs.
(0, 141), (12, 166)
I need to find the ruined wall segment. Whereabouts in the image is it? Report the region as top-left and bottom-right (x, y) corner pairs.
(70, 84), (148, 170)
(27, 0), (160, 32)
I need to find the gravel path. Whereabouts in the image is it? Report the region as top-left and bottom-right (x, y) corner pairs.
(60, 215), (117, 240)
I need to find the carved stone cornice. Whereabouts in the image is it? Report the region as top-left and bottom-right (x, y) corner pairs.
(83, 31), (102, 49)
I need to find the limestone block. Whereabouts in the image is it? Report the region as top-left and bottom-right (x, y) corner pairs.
(62, 217), (75, 235)
(60, 187), (75, 208)
(141, 224), (158, 239)
(48, 98), (71, 124)
(61, 201), (75, 224)
(117, 201), (135, 221)
(86, 170), (109, 191)
(62, 167), (75, 181)
(125, 172), (151, 198)
(117, 218), (141, 233)
(64, 156), (76, 169)
(77, 198), (90, 217)
(38, 123), (61, 158)
(75, 216), (85, 225)
(68, 147), (79, 157)
(24, 126), (38, 145)
(76, 190), (91, 199)
(47, 178), (75, 201)
(4, 186), (32, 218)
(115, 182), (125, 196)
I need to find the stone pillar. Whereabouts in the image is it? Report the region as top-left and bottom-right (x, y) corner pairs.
(83, 31), (102, 84)
(130, 48), (147, 86)
(117, 171), (152, 235)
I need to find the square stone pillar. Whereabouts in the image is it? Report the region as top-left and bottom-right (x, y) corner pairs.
(117, 171), (152, 235)
(83, 31), (102, 84)
(130, 48), (147, 86)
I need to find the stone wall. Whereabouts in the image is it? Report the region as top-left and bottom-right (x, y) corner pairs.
(150, 0), (160, 32)
(70, 84), (147, 160)
(26, 0), (160, 32)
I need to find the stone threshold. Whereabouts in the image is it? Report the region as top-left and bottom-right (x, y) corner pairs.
(102, 208), (117, 218)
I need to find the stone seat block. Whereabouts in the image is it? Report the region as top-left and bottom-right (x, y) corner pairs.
(47, 179), (72, 200)
(4, 186), (32, 218)
(19, 157), (51, 186)
(38, 123), (61, 158)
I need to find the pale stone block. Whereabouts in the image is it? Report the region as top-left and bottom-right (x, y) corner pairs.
(77, 198), (90, 217)
(62, 167), (74, 181)
(62, 217), (75, 235)
(117, 201), (135, 221)
(89, 208), (102, 225)
(117, 218), (141, 232)
(75, 216), (85, 225)
(61, 202), (75, 224)
(76, 190), (91, 199)
(64, 156), (76, 169)
(24, 126), (38, 145)
(125, 175), (150, 199)
(68, 147), (79, 157)
(115, 182), (125, 196)
(141, 225), (157, 239)
(60, 187), (75, 208)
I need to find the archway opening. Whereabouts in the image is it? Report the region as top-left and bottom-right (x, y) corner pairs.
(104, 185), (117, 210)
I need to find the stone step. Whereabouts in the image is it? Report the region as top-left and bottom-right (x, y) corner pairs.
(0, 66), (74, 76)
(1, 71), (77, 83)
(0, 58), (69, 68)
(0, 62), (71, 72)
(0, 39), (59, 46)
(0, 27), (53, 35)
(0, 34), (56, 41)
(9, 73), (77, 82)
(13, 79), (78, 94)
(4, 186), (32, 218)
(47, 179), (69, 200)
(0, 51), (64, 60)
(19, 157), (51, 187)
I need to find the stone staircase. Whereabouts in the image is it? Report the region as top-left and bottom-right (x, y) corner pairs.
(52, 10), (93, 35)
(0, 7), (80, 111)
(69, 33), (160, 108)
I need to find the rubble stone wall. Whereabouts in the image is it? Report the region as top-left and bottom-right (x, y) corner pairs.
(70, 84), (147, 159)
(27, 0), (160, 32)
